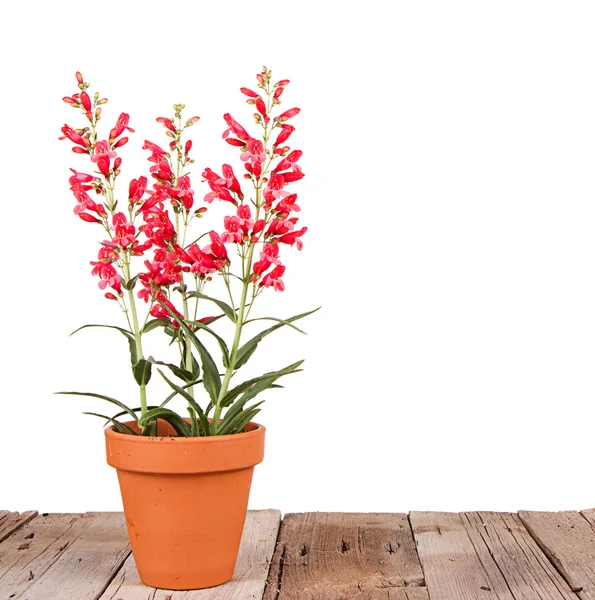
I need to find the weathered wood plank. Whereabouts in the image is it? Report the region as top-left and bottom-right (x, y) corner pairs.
(410, 511), (515, 600)
(263, 512), (428, 600)
(1, 512), (129, 600)
(465, 512), (577, 599)
(0, 510), (38, 543)
(100, 509), (281, 600)
(0, 513), (86, 595)
(519, 510), (595, 600)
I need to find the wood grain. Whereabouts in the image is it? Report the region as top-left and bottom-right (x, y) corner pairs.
(1, 512), (130, 600)
(100, 509), (281, 600)
(519, 510), (595, 600)
(410, 511), (515, 600)
(464, 512), (576, 599)
(0, 510), (37, 543)
(263, 512), (428, 600)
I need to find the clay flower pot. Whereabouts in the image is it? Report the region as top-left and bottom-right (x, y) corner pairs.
(105, 419), (265, 590)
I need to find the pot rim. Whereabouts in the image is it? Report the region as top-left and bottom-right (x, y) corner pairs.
(104, 419), (264, 444)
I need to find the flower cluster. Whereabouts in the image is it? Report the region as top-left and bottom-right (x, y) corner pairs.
(60, 67), (311, 437)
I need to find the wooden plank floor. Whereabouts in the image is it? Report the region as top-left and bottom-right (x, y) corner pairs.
(1, 509), (594, 599)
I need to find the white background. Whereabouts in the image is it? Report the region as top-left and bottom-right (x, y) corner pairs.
(1, 0), (594, 514)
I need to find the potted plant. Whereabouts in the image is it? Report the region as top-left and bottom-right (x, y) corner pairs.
(57, 67), (315, 590)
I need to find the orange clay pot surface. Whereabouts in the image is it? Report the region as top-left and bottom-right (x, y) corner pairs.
(105, 419), (265, 590)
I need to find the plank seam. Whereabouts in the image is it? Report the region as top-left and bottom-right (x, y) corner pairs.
(407, 513), (431, 600)
(91, 547), (132, 600)
(517, 513), (583, 599)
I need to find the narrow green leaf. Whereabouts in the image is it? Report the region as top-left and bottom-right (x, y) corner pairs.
(141, 318), (171, 335)
(110, 405), (159, 420)
(243, 316), (307, 335)
(220, 360), (304, 408)
(132, 358), (152, 386)
(122, 274), (140, 291)
(159, 302), (221, 403)
(157, 369), (211, 435)
(83, 412), (138, 435)
(55, 391), (138, 422)
(148, 357), (194, 383)
(185, 292), (237, 322)
(187, 407), (199, 436)
(138, 407), (192, 437)
(69, 324), (138, 366)
(232, 407), (261, 434)
(234, 307), (320, 369)
(218, 404), (263, 436)
(159, 379), (202, 408)
(185, 319), (230, 368)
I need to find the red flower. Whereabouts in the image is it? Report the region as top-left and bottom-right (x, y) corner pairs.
(255, 97), (267, 117)
(168, 175), (194, 211)
(222, 113), (249, 142)
(240, 87), (259, 98)
(91, 140), (117, 177)
(80, 91), (92, 112)
(157, 117), (176, 133)
(109, 113), (134, 141)
(260, 265), (286, 291)
(60, 125), (90, 152)
(273, 125), (295, 148)
(276, 107), (300, 122)
(278, 227), (307, 250)
(129, 176), (147, 205)
(240, 138), (265, 178)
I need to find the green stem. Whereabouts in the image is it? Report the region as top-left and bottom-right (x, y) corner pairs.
(122, 259), (147, 422)
(211, 202), (260, 435)
(182, 293), (195, 399)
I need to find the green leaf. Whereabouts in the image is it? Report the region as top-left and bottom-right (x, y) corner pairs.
(159, 379), (202, 408)
(221, 360), (304, 408)
(159, 302), (221, 404)
(218, 404), (263, 436)
(138, 408), (192, 437)
(148, 356), (194, 383)
(110, 405), (159, 420)
(234, 307), (320, 369)
(186, 292), (237, 323)
(185, 319), (230, 368)
(132, 358), (152, 386)
(157, 369), (211, 435)
(55, 391), (138, 422)
(243, 316), (307, 335)
(83, 412), (138, 435)
(141, 318), (171, 335)
(69, 324), (138, 366)
(187, 407), (199, 436)
(122, 274), (140, 291)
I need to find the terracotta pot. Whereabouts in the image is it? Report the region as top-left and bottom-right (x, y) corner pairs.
(105, 419), (265, 590)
